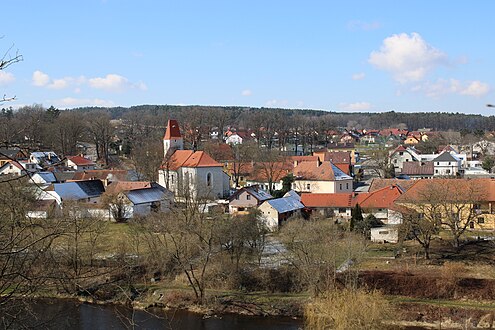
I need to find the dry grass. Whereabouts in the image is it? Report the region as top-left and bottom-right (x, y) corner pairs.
(304, 289), (393, 330)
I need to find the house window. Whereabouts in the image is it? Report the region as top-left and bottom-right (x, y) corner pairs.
(437, 162), (440, 165)
(379, 231), (389, 235)
(339, 183), (342, 190)
(235, 195), (240, 200)
(399, 152), (403, 155)
(446, 169), (450, 174)
(338, 208), (346, 213)
(435, 170), (438, 174)
(206, 173), (212, 187)
(478, 217), (485, 224)
(306, 183), (310, 190)
(240, 176), (244, 181)
(346, 182), (349, 189)
(469, 221), (475, 229)
(247, 195), (251, 200)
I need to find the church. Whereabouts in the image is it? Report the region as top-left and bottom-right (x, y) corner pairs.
(158, 120), (230, 200)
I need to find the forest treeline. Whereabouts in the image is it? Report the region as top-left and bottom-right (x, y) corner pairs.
(71, 104), (495, 131)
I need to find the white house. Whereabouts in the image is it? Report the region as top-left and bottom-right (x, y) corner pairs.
(229, 186), (273, 214)
(432, 152), (461, 176)
(66, 155), (96, 171)
(119, 185), (173, 218)
(0, 161), (39, 176)
(158, 120), (230, 200)
(225, 133), (243, 145)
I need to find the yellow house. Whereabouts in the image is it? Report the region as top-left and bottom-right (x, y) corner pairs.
(395, 178), (495, 231)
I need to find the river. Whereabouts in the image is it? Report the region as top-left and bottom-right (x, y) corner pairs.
(11, 299), (303, 329)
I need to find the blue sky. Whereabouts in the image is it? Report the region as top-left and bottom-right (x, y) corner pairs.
(1, 1), (495, 114)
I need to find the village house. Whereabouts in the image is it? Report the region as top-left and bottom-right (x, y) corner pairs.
(395, 178), (495, 231)
(228, 185), (273, 214)
(66, 155), (96, 171)
(300, 192), (353, 221)
(158, 120), (230, 200)
(115, 184), (173, 219)
(292, 159), (353, 193)
(0, 160), (39, 177)
(29, 151), (61, 167)
(71, 170), (129, 186)
(0, 148), (27, 167)
(258, 191), (304, 230)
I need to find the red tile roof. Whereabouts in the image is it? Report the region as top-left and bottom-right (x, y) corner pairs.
(301, 193), (353, 208)
(67, 155), (95, 166)
(164, 119), (182, 139)
(293, 161), (350, 181)
(357, 185), (404, 209)
(163, 150), (222, 170)
(396, 179), (495, 203)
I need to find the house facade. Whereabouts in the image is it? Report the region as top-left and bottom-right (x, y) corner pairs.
(292, 160), (353, 193)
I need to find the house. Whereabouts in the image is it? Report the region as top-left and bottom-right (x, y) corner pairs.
(229, 186), (273, 214)
(225, 132), (243, 145)
(432, 152), (461, 176)
(0, 148), (27, 167)
(368, 178), (416, 192)
(354, 185), (404, 224)
(0, 161), (39, 177)
(119, 184), (173, 218)
(258, 191), (304, 230)
(66, 155), (96, 171)
(292, 160), (353, 193)
(39, 179), (106, 207)
(389, 145), (420, 173)
(29, 151), (61, 167)
(395, 179), (495, 231)
(158, 120), (230, 200)
(301, 193), (353, 220)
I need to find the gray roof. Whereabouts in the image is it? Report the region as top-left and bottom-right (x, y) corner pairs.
(34, 172), (57, 183)
(433, 152), (458, 162)
(53, 171), (76, 183)
(266, 196), (304, 214)
(402, 162), (434, 175)
(53, 180), (104, 200)
(0, 148), (21, 159)
(231, 186), (273, 202)
(125, 187), (168, 205)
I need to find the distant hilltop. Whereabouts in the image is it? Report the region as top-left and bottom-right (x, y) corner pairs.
(69, 104), (495, 131)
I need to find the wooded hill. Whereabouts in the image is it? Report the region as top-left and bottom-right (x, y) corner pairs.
(72, 105), (495, 131)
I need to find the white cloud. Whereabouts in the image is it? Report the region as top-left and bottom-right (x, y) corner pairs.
(89, 74), (129, 91)
(0, 71), (15, 85)
(32, 70), (50, 86)
(369, 32), (448, 83)
(413, 79), (490, 98)
(48, 78), (70, 90)
(54, 97), (115, 108)
(338, 102), (372, 111)
(347, 20), (381, 31)
(461, 81), (490, 97)
(352, 72), (365, 80)
(241, 89), (252, 96)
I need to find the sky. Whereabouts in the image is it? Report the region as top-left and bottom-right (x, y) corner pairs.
(1, 1), (495, 115)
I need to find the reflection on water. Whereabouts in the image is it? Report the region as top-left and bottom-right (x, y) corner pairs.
(13, 299), (303, 330)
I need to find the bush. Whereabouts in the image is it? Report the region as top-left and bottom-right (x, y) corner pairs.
(304, 288), (393, 330)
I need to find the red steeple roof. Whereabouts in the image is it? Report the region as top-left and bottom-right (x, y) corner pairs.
(164, 120), (182, 140)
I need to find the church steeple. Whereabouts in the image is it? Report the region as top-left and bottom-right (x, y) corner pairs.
(163, 119), (183, 156)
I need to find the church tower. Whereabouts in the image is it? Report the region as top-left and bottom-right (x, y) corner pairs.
(163, 119), (183, 156)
